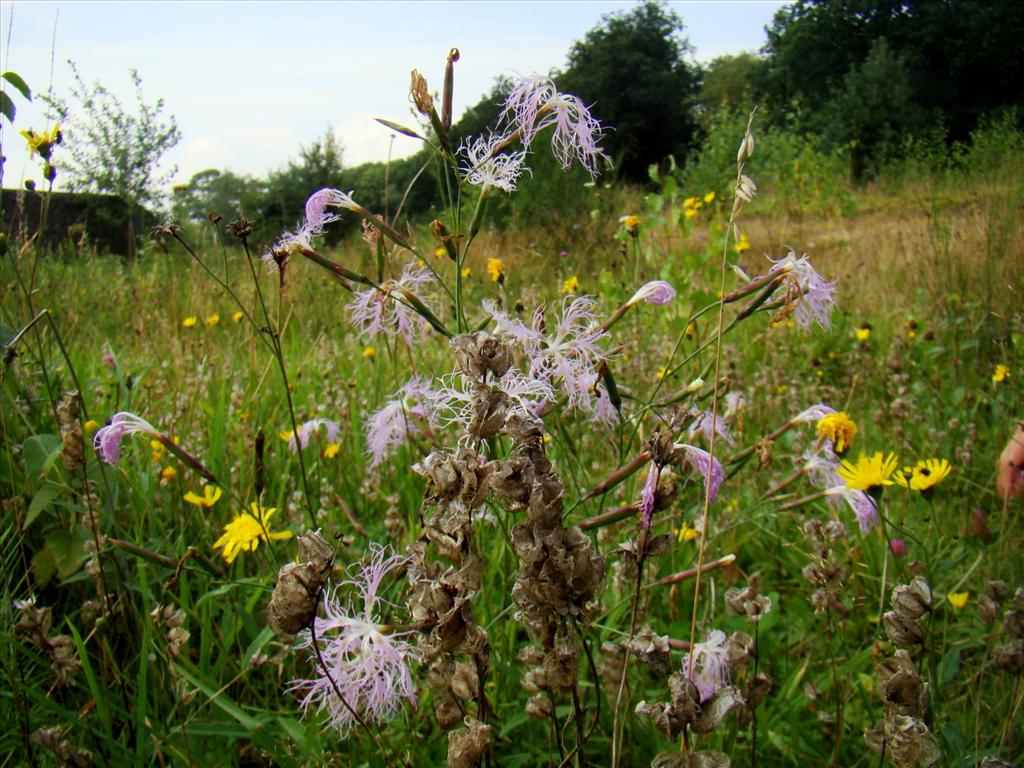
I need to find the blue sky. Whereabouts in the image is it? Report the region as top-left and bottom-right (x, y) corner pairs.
(1, 1), (788, 189)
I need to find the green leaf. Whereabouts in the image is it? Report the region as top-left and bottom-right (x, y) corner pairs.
(23, 434), (63, 477)
(0, 90), (15, 123)
(171, 663), (264, 732)
(2, 71), (32, 100)
(242, 626), (274, 664)
(939, 646), (960, 687)
(24, 481), (64, 529)
(374, 117), (424, 140)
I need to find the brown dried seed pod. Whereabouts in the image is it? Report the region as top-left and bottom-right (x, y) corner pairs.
(267, 530), (334, 638)
(891, 577), (932, 620)
(446, 717), (493, 768)
(525, 693), (552, 720)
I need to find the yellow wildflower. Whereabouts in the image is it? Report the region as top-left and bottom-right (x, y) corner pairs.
(279, 430), (294, 443)
(619, 214), (640, 234)
(21, 121), (61, 159)
(946, 592), (969, 610)
(684, 322), (696, 339)
(323, 443), (341, 459)
(160, 466), (177, 481)
(434, 246), (447, 259)
(205, 313), (220, 327)
(182, 316), (198, 328)
(487, 258), (505, 283)
(151, 439), (165, 462)
(894, 458), (952, 492)
(363, 346), (376, 359)
(656, 366), (672, 381)
(675, 522), (698, 543)
(214, 502), (292, 564)
(703, 191), (716, 204)
(561, 275), (580, 294)
(461, 266), (471, 278)
(733, 233), (750, 253)
(838, 452), (899, 491)
(993, 364), (1009, 383)
(683, 196), (701, 210)
(83, 419), (99, 434)
(184, 484), (223, 508)
(232, 310), (244, 322)
(855, 326), (871, 342)
(817, 412), (858, 453)
(683, 207), (698, 220)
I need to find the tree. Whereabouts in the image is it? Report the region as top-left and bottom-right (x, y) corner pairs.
(697, 53), (765, 122)
(171, 168), (264, 226)
(557, 0), (701, 182)
(48, 63), (180, 258)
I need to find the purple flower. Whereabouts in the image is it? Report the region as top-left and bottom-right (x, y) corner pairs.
(639, 462), (659, 532)
(675, 443), (725, 504)
(93, 412), (160, 464)
(627, 280), (676, 307)
(426, 369), (556, 432)
(801, 450), (843, 490)
(793, 403), (836, 424)
(689, 410), (735, 447)
(365, 376), (438, 467)
(263, 188), (359, 263)
(291, 544), (417, 737)
(102, 351), (116, 369)
(825, 485), (879, 532)
(890, 538), (907, 557)
(681, 629), (730, 702)
(768, 251), (836, 330)
(347, 264), (438, 346)
(500, 74), (608, 175)
(459, 133), (529, 192)
(286, 418), (341, 452)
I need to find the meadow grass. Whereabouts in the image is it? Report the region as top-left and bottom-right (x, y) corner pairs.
(2, 115), (1023, 768)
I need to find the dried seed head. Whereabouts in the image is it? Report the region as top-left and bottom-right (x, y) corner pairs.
(525, 693), (552, 719)
(446, 717), (493, 768)
(627, 627), (672, 677)
(410, 69), (433, 117)
(543, 639), (578, 691)
(451, 332), (514, 380)
(434, 694), (462, 730)
(267, 530), (335, 638)
(891, 577), (932, 620)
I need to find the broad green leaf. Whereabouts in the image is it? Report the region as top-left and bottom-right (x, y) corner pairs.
(24, 481), (64, 529)
(0, 90), (14, 123)
(171, 663), (264, 732)
(939, 646), (960, 687)
(2, 70), (31, 100)
(374, 117), (423, 140)
(23, 434), (63, 477)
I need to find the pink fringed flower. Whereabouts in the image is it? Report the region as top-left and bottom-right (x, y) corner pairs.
(681, 629), (731, 702)
(347, 264), (437, 346)
(768, 251), (836, 330)
(825, 485), (879, 532)
(460, 133), (529, 192)
(93, 412), (160, 464)
(793, 403), (837, 424)
(675, 443), (725, 504)
(365, 377), (439, 467)
(500, 74), (608, 175)
(291, 544), (417, 737)
(627, 280), (676, 307)
(639, 461), (660, 532)
(285, 418), (341, 452)
(689, 410), (735, 447)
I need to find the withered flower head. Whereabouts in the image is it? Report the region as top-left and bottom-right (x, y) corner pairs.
(451, 331), (514, 380)
(267, 530), (335, 638)
(447, 717), (493, 768)
(409, 69), (433, 117)
(225, 217), (253, 240)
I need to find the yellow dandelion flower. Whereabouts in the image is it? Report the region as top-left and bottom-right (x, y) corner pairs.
(323, 442), (341, 459)
(855, 327), (871, 341)
(487, 257), (505, 283)
(618, 214), (640, 234)
(184, 484), (223, 508)
(205, 313), (220, 327)
(946, 592), (969, 610)
(683, 208), (698, 220)
(83, 419), (99, 434)
(703, 191), (716, 204)
(151, 439), (165, 462)
(815, 369), (824, 378)
(675, 522), (698, 543)
(817, 412), (858, 453)
(232, 310), (244, 322)
(363, 346), (376, 359)
(893, 458), (952, 492)
(993, 364), (1009, 383)
(214, 502), (292, 564)
(434, 246), (447, 259)
(182, 316), (198, 328)
(461, 266), (471, 278)
(560, 275), (580, 294)
(160, 466), (177, 481)
(838, 452), (899, 491)
(21, 121), (61, 159)
(733, 233), (750, 253)
(683, 196), (701, 210)
(684, 322), (697, 339)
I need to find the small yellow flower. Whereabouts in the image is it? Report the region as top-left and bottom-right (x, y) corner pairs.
(205, 313), (220, 327)
(560, 275), (580, 294)
(487, 257), (505, 283)
(151, 439), (165, 462)
(182, 316), (198, 328)
(683, 196), (701, 210)
(675, 522), (698, 543)
(683, 207), (698, 220)
(279, 430), (294, 443)
(894, 458), (952, 491)
(21, 121), (61, 159)
(214, 502), (292, 564)
(323, 442), (341, 459)
(855, 327), (871, 342)
(907, 330), (916, 340)
(543, 434), (553, 444)
(184, 484), (223, 508)
(684, 322), (696, 339)
(160, 466), (177, 482)
(433, 246), (447, 259)
(817, 412), (858, 453)
(232, 310), (244, 322)
(618, 214), (640, 234)
(993, 364), (1009, 383)
(363, 346), (376, 359)
(656, 366), (672, 381)
(838, 452), (899, 491)
(733, 233), (750, 253)
(461, 266), (471, 278)
(946, 592), (969, 610)
(83, 419), (99, 434)
(774, 384), (789, 394)
(703, 191), (716, 204)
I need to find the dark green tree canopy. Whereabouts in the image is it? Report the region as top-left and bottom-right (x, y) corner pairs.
(557, 0), (701, 182)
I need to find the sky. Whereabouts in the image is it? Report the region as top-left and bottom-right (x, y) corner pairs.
(1, 1), (788, 191)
